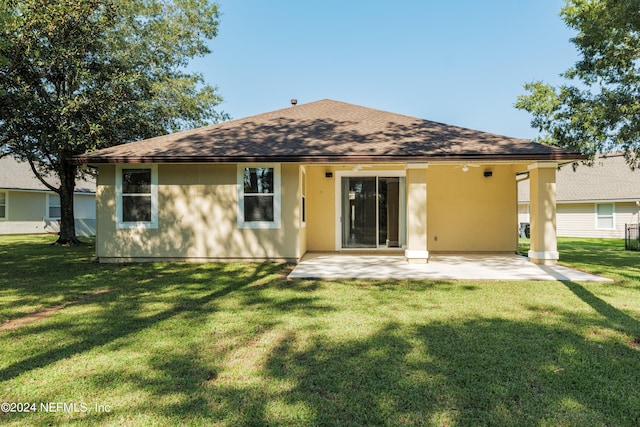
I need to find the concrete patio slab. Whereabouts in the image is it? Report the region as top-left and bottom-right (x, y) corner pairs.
(288, 253), (612, 282)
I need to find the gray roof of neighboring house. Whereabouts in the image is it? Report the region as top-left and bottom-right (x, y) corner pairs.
(519, 154), (640, 203)
(0, 156), (95, 193)
(72, 99), (585, 164)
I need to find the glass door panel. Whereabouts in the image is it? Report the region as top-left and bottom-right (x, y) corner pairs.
(379, 178), (400, 247)
(342, 177), (377, 248)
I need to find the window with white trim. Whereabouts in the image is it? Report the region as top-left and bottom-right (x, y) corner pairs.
(0, 192), (6, 219)
(116, 165), (158, 229)
(47, 194), (61, 219)
(596, 203), (614, 229)
(238, 165), (281, 229)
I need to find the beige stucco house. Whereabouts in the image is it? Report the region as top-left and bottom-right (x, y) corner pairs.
(72, 99), (584, 265)
(0, 156), (96, 236)
(519, 154), (640, 238)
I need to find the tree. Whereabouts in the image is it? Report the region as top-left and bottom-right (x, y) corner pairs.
(516, 0), (640, 168)
(0, 0), (227, 244)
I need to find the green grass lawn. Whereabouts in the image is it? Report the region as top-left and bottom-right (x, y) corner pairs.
(1, 235), (639, 426)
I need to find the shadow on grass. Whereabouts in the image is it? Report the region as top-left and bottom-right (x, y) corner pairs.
(17, 309), (636, 426)
(0, 285), (204, 382)
(0, 262), (287, 383)
(0, 236), (105, 322)
(557, 239), (640, 282)
(564, 281), (640, 338)
(520, 237), (640, 282)
(2, 237), (640, 425)
(3, 291), (640, 425)
(262, 318), (640, 426)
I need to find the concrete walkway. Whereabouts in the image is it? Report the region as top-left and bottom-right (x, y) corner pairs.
(288, 253), (612, 281)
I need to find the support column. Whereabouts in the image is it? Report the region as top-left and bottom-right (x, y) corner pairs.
(528, 163), (559, 265)
(405, 165), (428, 263)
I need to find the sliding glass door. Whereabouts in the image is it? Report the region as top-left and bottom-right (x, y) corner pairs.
(341, 176), (405, 249)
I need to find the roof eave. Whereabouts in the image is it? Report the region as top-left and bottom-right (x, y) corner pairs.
(70, 152), (587, 165)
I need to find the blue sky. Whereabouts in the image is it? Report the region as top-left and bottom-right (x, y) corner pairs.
(190, 1), (577, 140)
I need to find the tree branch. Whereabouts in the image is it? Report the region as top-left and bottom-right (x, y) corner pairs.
(27, 157), (59, 193)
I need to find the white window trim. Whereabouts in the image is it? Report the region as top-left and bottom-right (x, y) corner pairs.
(595, 202), (615, 230)
(47, 193), (61, 220)
(116, 164), (158, 229)
(237, 164), (281, 229)
(0, 191), (7, 220)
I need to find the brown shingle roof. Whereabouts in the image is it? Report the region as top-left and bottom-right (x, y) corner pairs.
(72, 99), (585, 164)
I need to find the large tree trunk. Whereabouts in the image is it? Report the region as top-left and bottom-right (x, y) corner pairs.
(56, 159), (80, 245)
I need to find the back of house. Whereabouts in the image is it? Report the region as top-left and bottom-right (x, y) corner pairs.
(72, 99), (584, 264)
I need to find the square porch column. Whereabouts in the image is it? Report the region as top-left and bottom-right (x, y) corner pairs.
(528, 163), (559, 265)
(405, 165), (428, 263)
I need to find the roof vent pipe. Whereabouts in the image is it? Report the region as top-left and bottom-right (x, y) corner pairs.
(290, 99), (297, 106)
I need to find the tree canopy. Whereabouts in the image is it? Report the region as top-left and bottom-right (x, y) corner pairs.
(0, 0), (227, 243)
(516, 0), (640, 168)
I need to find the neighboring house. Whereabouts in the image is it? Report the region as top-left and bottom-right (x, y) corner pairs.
(72, 99), (584, 265)
(0, 156), (96, 236)
(519, 154), (640, 238)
